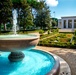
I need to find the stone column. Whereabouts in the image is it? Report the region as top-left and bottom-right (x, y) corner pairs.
(66, 19), (68, 28)
(72, 19), (74, 30)
(61, 19), (64, 29)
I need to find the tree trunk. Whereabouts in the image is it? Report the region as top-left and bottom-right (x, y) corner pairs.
(4, 23), (7, 31)
(0, 24), (1, 33)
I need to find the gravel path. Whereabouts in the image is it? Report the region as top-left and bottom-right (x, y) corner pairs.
(40, 33), (59, 41)
(36, 46), (76, 75)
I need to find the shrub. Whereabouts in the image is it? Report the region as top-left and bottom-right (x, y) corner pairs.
(38, 39), (73, 48)
(58, 33), (66, 38)
(48, 30), (50, 34)
(39, 32), (76, 48)
(74, 30), (76, 36)
(59, 38), (70, 42)
(66, 34), (73, 38)
(51, 28), (59, 32)
(39, 30), (44, 35)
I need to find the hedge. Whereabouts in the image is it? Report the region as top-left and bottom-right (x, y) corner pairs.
(38, 41), (76, 48)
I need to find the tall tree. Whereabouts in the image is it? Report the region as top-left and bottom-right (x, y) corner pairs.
(0, 0), (42, 31)
(0, 0), (13, 31)
(17, 0), (34, 32)
(34, 1), (51, 29)
(51, 18), (58, 28)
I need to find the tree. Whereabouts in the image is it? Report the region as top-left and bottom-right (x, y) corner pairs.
(34, 1), (51, 29)
(0, 0), (13, 31)
(0, 0), (43, 32)
(51, 18), (58, 28)
(17, 0), (34, 32)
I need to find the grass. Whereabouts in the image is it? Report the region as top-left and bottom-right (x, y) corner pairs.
(38, 32), (75, 48)
(40, 32), (57, 39)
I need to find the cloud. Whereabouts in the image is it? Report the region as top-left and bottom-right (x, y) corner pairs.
(45, 0), (58, 7)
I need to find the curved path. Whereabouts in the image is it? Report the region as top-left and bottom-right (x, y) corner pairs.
(36, 46), (76, 75)
(40, 33), (59, 41)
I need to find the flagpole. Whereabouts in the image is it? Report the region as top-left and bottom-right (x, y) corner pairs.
(53, 11), (55, 18)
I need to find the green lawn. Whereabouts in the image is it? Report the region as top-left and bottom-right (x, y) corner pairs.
(38, 33), (76, 48)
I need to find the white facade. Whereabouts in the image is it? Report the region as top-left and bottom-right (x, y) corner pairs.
(58, 16), (76, 29)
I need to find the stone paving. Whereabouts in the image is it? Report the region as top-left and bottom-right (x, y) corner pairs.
(36, 46), (76, 75)
(58, 55), (71, 75)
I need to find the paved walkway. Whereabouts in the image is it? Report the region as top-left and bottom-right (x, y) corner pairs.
(57, 55), (71, 75)
(36, 46), (76, 75)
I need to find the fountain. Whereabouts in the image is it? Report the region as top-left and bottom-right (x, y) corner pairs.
(0, 25), (60, 75)
(0, 1), (60, 75)
(12, 9), (17, 35)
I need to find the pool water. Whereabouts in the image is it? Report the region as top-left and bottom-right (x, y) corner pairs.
(0, 34), (37, 39)
(0, 49), (55, 75)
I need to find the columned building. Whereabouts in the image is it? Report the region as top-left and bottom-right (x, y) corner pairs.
(58, 16), (76, 32)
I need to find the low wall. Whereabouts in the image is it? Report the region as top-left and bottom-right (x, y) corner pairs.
(59, 29), (75, 32)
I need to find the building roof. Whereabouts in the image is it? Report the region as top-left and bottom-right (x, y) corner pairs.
(61, 16), (76, 18)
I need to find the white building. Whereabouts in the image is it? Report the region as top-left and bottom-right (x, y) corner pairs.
(58, 16), (76, 32)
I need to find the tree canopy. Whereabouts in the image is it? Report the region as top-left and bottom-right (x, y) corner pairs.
(51, 18), (58, 27)
(0, 0), (51, 31)
(17, 0), (34, 31)
(0, 0), (13, 31)
(34, 1), (51, 29)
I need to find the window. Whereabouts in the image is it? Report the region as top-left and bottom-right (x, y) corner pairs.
(64, 20), (66, 28)
(68, 20), (72, 28)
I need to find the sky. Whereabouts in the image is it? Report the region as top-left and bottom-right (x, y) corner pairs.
(45, 0), (76, 19)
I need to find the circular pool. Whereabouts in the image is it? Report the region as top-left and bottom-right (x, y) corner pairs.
(0, 34), (38, 39)
(0, 49), (60, 75)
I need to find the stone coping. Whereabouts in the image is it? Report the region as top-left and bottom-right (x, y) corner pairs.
(58, 56), (71, 75)
(35, 46), (72, 75)
(0, 34), (39, 40)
